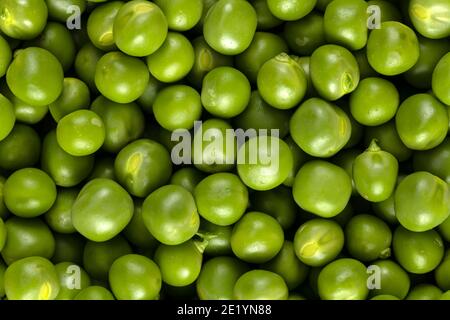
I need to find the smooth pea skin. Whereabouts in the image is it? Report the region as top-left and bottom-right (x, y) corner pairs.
(109, 254), (161, 300)
(251, 0), (283, 30)
(237, 135), (293, 191)
(367, 22), (419, 76)
(154, 240), (203, 287)
(55, 262), (90, 300)
(393, 226), (444, 274)
(318, 258), (369, 300)
(290, 98), (351, 157)
(52, 233), (85, 265)
(230, 212), (284, 264)
(324, 0), (368, 50)
(56, 110), (105, 156)
(407, 284), (443, 300)
(154, 0), (202, 31)
(142, 185), (199, 245)
(169, 168), (204, 194)
(75, 286), (115, 300)
(394, 172), (450, 232)
(201, 66), (251, 118)
(0, 260), (5, 297)
(233, 270), (288, 300)
(72, 179), (134, 242)
(257, 53), (307, 110)
(44, 188), (78, 234)
(369, 260), (410, 299)
(196, 257), (248, 300)
(293, 160), (352, 218)
(49, 78), (91, 122)
(146, 32), (194, 83)
(413, 138), (450, 184)
(46, 0), (86, 23)
(123, 200), (158, 250)
(115, 139), (172, 198)
(409, 0), (450, 39)
(199, 220), (233, 256)
(435, 259), (450, 291)
(0, 94), (15, 141)
(87, 1), (123, 51)
(267, 0), (316, 21)
(95, 51), (149, 103)
(0, 218), (6, 252)
(194, 173), (248, 226)
(203, 0), (257, 55)
(0, 35), (12, 77)
(113, 0), (168, 57)
(0, 0), (48, 40)
(432, 52), (450, 106)
(4, 257), (59, 300)
(6, 47), (64, 107)
(153, 85), (202, 131)
(74, 43), (103, 92)
(293, 219), (344, 267)
(310, 44), (359, 101)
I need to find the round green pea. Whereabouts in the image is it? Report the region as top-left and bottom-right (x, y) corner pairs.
(0, 260), (5, 298)
(407, 284), (443, 300)
(199, 220), (233, 256)
(432, 52), (450, 106)
(267, 0), (316, 21)
(233, 269), (288, 300)
(87, 1), (123, 51)
(55, 262), (90, 300)
(154, 0), (203, 31)
(52, 233), (85, 266)
(44, 188), (78, 234)
(74, 43), (103, 92)
(0, 94), (15, 141)
(74, 286), (115, 300)
(49, 78), (90, 122)
(169, 167), (204, 194)
(0, 35), (12, 77)
(283, 12), (325, 56)
(89, 157), (116, 181)
(123, 200), (157, 250)
(46, 0), (86, 23)
(251, 0), (283, 30)
(413, 138), (450, 184)
(283, 136), (309, 187)
(0, 218), (6, 252)
(369, 260), (410, 299)
(435, 259), (450, 291)
(409, 0), (450, 39)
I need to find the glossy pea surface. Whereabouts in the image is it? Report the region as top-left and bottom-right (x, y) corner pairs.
(233, 269), (288, 300)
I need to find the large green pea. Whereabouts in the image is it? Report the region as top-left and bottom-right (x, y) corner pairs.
(369, 260), (410, 299)
(194, 173), (248, 226)
(4, 257), (59, 300)
(1, 217), (55, 265)
(367, 21), (419, 76)
(74, 43), (103, 92)
(201, 66), (251, 118)
(409, 0), (450, 39)
(353, 140), (398, 202)
(324, 0), (368, 50)
(318, 258), (369, 300)
(0, 35), (12, 77)
(44, 188), (78, 234)
(146, 32), (194, 83)
(395, 93), (448, 150)
(237, 135), (293, 191)
(6, 47), (63, 107)
(290, 98), (351, 158)
(203, 0), (257, 55)
(49, 78), (91, 122)
(393, 226), (444, 274)
(230, 211), (284, 264)
(407, 284), (443, 300)
(52, 233), (85, 265)
(113, 0), (168, 57)
(196, 256), (248, 300)
(154, 240), (203, 287)
(293, 160), (352, 218)
(169, 167), (205, 194)
(257, 53), (307, 110)
(293, 218), (344, 267)
(115, 139), (172, 198)
(154, 0), (202, 31)
(109, 254), (161, 300)
(283, 12), (325, 56)
(0, 0), (48, 40)
(142, 185), (199, 245)
(310, 44), (359, 101)
(55, 262), (90, 300)
(74, 286), (115, 300)
(41, 131), (94, 187)
(95, 51), (149, 104)
(267, 0), (316, 21)
(251, 0), (282, 30)
(233, 269), (288, 300)
(46, 0), (86, 23)
(435, 259), (450, 291)
(394, 172), (449, 232)
(87, 1), (123, 51)
(56, 110), (106, 156)
(0, 94), (15, 141)
(91, 96), (145, 153)
(72, 178), (134, 242)
(432, 52), (450, 106)
(413, 138), (450, 184)
(123, 200), (158, 250)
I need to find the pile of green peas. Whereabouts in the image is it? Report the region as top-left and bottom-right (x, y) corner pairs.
(0, 0), (449, 301)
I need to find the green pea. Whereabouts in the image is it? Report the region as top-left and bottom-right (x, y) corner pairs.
(294, 218), (344, 267)
(1, 217), (55, 265)
(49, 78), (90, 122)
(199, 220), (232, 256)
(283, 12), (325, 56)
(237, 135), (293, 191)
(55, 262), (90, 300)
(0, 0), (48, 40)
(74, 43), (103, 92)
(370, 295), (399, 300)
(83, 235), (132, 281)
(52, 233), (85, 265)
(56, 110), (105, 156)
(230, 211), (284, 264)
(0, 94), (15, 141)
(369, 260), (410, 299)
(72, 178), (134, 242)
(393, 226), (444, 274)
(95, 51), (149, 104)
(0, 35), (12, 77)
(0, 218), (6, 252)
(439, 216), (450, 242)
(432, 52), (450, 106)
(87, 1), (123, 51)
(109, 254), (161, 300)
(113, 0), (168, 57)
(91, 96), (145, 153)
(267, 0), (316, 21)
(372, 195), (397, 225)
(153, 85), (202, 131)
(154, 0), (202, 31)
(233, 270), (288, 301)
(0, 259), (5, 298)
(283, 136), (309, 187)
(142, 185), (199, 245)
(331, 148), (360, 195)
(407, 284), (443, 300)
(89, 156), (117, 181)
(196, 256), (248, 300)
(201, 66), (251, 118)
(367, 21), (419, 76)
(396, 93), (448, 150)
(123, 200), (157, 250)
(169, 168), (204, 194)
(414, 139), (450, 184)
(354, 49), (377, 79)
(435, 259), (450, 291)
(146, 32), (194, 83)
(137, 74), (165, 114)
(154, 240), (203, 287)
(46, 0), (87, 23)
(409, 0), (450, 39)
(290, 98), (351, 157)
(44, 188), (78, 234)
(310, 44), (359, 101)
(442, 291), (450, 300)
(74, 286), (115, 300)
(6, 47), (63, 107)
(251, 0), (283, 30)
(395, 172), (449, 232)
(367, 0), (402, 22)
(4, 257), (59, 300)
(115, 139), (172, 198)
